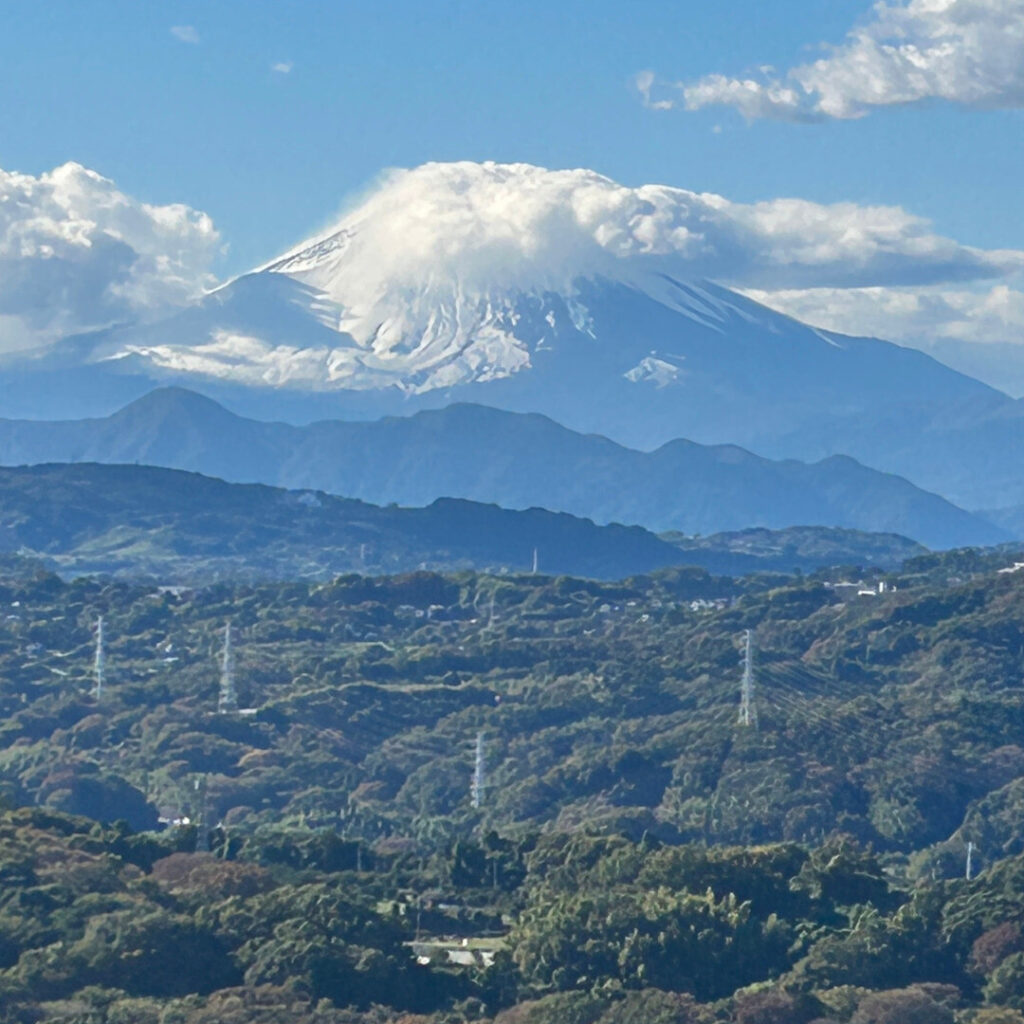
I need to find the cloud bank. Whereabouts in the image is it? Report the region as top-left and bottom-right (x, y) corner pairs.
(745, 280), (1024, 346)
(266, 161), (1023, 298)
(0, 159), (1021, 358)
(258, 161), (1024, 351)
(0, 162), (219, 352)
(643, 0), (1024, 121)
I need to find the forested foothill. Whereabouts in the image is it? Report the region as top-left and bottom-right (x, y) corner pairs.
(5, 546), (1024, 1022)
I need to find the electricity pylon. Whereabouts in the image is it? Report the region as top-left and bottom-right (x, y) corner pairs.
(471, 731), (486, 809)
(218, 622), (238, 713)
(738, 628), (757, 728)
(92, 616), (105, 701)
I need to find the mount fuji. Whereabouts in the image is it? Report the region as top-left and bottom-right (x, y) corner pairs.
(4, 161), (1023, 508)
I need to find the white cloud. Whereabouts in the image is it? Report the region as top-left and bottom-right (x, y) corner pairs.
(264, 161), (1023, 297)
(170, 25), (200, 45)
(635, 70), (674, 110)
(0, 162), (220, 351)
(744, 279), (1024, 345)
(271, 61), (293, 74)
(645, 0), (1024, 121)
(1, 159), (1021, 367)
(124, 329), (336, 387)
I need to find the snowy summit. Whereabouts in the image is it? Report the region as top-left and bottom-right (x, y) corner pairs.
(105, 161), (784, 392)
(35, 160), (997, 453)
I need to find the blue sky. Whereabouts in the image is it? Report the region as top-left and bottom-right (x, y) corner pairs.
(1, 0), (1020, 272)
(1, 0), (1023, 385)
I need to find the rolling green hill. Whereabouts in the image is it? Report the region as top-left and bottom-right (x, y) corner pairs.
(0, 462), (686, 582)
(0, 462), (937, 584)
(5, 548), (1024, 1021)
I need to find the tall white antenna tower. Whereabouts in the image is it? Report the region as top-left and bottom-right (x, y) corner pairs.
(218, 622), (238, 713)
(738, 629), (757, 728)
(92, 616), (105, 701)
(471, 731), (486, 809)
(532, 548), (539, 574)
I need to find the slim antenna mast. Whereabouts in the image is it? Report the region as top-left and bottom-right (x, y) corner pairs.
(532, 547), (539, 574)
(471, 731), (486, 809)
(92, 616), (105, 701)
(738, 629), (757, 728)
(218, 622), (238, 713)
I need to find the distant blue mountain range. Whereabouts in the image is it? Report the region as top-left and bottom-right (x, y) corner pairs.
(0, 388), (1006, 550)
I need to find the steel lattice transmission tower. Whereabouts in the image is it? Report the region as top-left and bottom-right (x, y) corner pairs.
(738, 628), (757, 728)
(471, 731), (486, 809)
(218, 622), (238, 713)
(194, 774), (210, 852)
(92, 616), (105, 701)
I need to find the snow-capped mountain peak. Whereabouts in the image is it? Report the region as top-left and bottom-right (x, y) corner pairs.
(175, 160), (753, 390)
(108, 161), (769, 396)
(61, 160), (994, 454)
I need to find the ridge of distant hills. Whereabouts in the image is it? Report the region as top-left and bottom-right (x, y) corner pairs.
(0, 463), (938, 582)
(0, 462), (686, 582)
(0, 388), (1005, 551)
